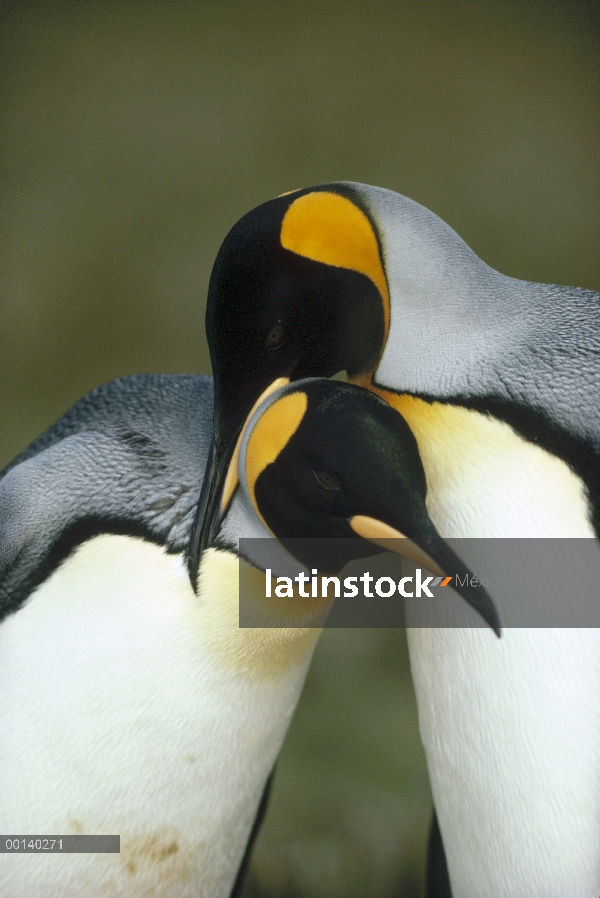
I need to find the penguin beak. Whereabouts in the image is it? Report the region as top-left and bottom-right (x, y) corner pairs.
(186, 378), (290, 586)
(350, 515), (501, 637)
(219, 377), (291, 519)
(187, 436), (234, 587)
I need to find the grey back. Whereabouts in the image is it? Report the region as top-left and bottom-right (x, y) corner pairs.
(0, 375), (213, 620)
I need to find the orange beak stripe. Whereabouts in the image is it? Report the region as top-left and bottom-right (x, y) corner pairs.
(349, 514), (444, 577)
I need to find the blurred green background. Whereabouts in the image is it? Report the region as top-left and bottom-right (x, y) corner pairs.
(1, 2), (598, 895)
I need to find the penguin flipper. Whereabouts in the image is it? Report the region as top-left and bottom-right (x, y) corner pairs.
(229, 768), (276, 897)
(0, 374), (214, 618)
(426, 810), (452, 898)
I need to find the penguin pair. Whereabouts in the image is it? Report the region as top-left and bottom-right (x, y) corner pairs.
(197, 183), (600, 897)
(0, 372), (494, 897)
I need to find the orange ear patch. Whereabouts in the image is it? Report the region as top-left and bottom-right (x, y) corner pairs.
(245, 391), (308, 518)
(220, 377), (290, 518)
(280, 191), (389, 335)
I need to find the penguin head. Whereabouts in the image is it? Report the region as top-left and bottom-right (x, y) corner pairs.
(192, 184), (392, 561)
(207, 186), (389, 453)
(225, 378), (500, 635)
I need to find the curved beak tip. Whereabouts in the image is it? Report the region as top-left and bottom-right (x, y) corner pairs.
(349, 515), (502, 637)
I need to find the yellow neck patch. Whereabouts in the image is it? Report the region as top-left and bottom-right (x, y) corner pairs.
(280, 191), (390, 337)
(245, 390), (308, 520)
(197, 548), (323, 679)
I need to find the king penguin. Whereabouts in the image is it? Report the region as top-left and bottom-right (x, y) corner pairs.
(0, 372), (496, 898)
(193, 182), (600, 897)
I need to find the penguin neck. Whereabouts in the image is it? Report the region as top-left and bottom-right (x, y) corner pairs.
(208, 490), (329, 650)
(196, 546), (324, 678)
(368, 187), (598, 441)
(215, 488), (312, 576)
(348, 385), (595, 538)
(345, 197), (600, 528)
(352, 380), (600, 540)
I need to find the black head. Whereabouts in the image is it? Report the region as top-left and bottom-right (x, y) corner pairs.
(189, 184), (391, 570)
(238, 379), (500, 635)
(207, 185), (389, 453)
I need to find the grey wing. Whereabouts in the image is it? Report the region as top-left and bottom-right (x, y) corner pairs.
(0, 374), (214, 620)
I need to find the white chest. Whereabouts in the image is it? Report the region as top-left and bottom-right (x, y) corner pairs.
(0, 536), (315, 898)
(400, 403), (600, 896)
(408, 627), (600, 897)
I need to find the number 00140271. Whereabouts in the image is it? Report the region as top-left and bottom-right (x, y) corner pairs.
(4, 838), (62, 851)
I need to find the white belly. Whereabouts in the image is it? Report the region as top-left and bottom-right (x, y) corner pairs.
(0, 536), (317, 898)
(408, 627), (600, 897)
(402, 403), (600, 896)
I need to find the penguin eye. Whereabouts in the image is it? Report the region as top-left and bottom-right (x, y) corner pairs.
(265, 321), (286, 351)
(313, 469), (341, 491)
